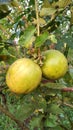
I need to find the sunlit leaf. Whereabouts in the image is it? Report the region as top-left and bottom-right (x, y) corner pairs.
(40, 8), (56, 17)
(33, 18), (46, 26)
(49, 34), (57, 43)
(35, 31), (49, 47)
(52, 0), (72, 8)
(19, 25), (36, 48)
(10, 0), (20, 8)
(43, 0), (72, 8)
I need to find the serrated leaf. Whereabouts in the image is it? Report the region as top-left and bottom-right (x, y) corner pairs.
(19, 25), (36, 48)
(35, 32), (49, 47)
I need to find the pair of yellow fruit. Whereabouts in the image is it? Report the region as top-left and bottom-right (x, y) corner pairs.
(6, 50), (68, 94)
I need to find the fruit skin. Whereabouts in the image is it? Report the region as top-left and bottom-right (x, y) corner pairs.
(6, 58), (42, 94)
(41, 50), (68, 80)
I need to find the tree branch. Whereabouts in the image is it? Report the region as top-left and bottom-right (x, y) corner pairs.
(63, 102), (73, 109)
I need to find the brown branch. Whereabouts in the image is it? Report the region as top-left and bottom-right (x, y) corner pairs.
(7, 16), (14, 23)
(62, 87), (73, 92)
(41, 82), (73, 92)
(63, 102), (73, 109)
(35, 0), (40, 36)
(0, 104), (29, 130)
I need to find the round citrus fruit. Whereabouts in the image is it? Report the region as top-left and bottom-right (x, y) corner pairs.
(6, 58), (42, 94)
(41, 50), (68, 80)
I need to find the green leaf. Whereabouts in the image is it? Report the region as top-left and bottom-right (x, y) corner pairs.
(51, 126), (64, 130)
(29, 0), (35, 5)
(0, 48), (9, 55)
(7, 94), (36, 122)
(30, 115), (43, 129)
(15, 102), (34, 121)
(43, 0), (72, 8)
(19, 25), (36, 48)
(70, 6), (73, 25)
(69, 68), (73, 79)
(59, 114), (72, 130)
(40, 7), (56, 17)
(41, 82), (66, 89)
(44, 114), (58, 127)
(31, 94), (47, 112)
(0, 5), (9, 11)
(48, 103), (63, 114)
(49, 34), (57, 43)
(67, 48), (73, 65)
(63, 71), (73, 86)
(35, 31), (49, 47)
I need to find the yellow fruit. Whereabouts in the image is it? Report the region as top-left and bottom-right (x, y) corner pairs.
(6, 58), (42, 94)
(41, 50), (68, 80)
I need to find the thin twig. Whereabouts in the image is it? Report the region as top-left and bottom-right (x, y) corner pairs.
(0, 104), (29, 130)
(63, 102), (73, 109)
(0, 25), (9, 36)
(35, 0), (40, 36)
(7, 16), (14, 23)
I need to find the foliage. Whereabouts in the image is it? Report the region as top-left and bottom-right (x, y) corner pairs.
(0, 0), (73, 130)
